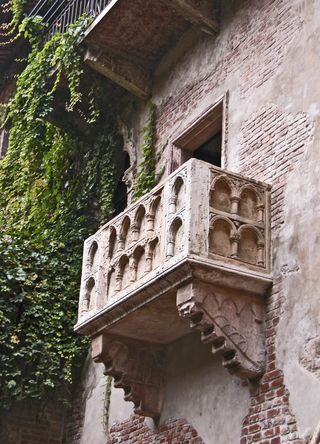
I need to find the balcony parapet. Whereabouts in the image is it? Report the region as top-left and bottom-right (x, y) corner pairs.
(75, 158), (272, 417)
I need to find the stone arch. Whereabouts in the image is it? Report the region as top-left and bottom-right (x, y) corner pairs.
(132, 205), (146, 241)
(238, 225), (264, 265)
(147, 194), (161, 232)
(118, 216), (131, 251)
(210, 176), (233, 213)
(209, 216), (235, 257)
(108, 226), (117, 259)
(146, 237), (160, 271)
(170, 176), (185, 214)
(167, 217), (184, 258)
(87, 240), (99, 270)
(133, 245), (146, 280)
(239, 185), (262, 221)
(118, 254), (130, 290)
(107, 267), (117, 299)
(82, 277), (95, 314)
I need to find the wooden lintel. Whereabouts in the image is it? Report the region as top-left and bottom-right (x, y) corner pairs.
(84, 47), (151, 100)
(166, 0), (219, 35)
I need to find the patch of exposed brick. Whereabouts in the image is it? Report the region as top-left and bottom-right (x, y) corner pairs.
(225, 0), (301, 97)
(238, 104), (314, 444)
(107, 415), (203, 444)
(156, 0), (301, 151)
(239, 103), (314, 232)
(0, 400), (65, 444)
(63, 391), (86, 444)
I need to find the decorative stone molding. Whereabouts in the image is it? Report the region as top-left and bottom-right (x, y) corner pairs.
(91, 334), (165, 418)
(164, 0), (220, 35)
(176, 281), (265, 379)
(84, 46), (151, 99)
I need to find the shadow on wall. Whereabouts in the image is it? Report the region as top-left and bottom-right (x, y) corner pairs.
(160, 332), (250, 444)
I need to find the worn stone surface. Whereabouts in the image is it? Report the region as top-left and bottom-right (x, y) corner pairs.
(76, 160), (271, 332)
(91, 334), (165, 418)
(177, 281), (265, 379)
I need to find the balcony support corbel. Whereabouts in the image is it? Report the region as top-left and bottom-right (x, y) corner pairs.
(164, 0), (220, 35)
(84, 46), (151, 99)
(91, 334), (165, 418)
(176, 281), (265, 380)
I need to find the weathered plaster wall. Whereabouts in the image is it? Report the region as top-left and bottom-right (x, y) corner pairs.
(161, 333), (250, 444)
(105, 333), (249, 443)
(65, 356), (109, 444)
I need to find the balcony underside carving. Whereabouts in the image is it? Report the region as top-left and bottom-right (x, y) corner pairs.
(177, 281), (265, 379)
(76, 159), (272, 417)
(92, 334), (164, 418)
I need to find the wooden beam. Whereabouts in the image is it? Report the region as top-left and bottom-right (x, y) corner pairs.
(165, 0), (219, 35)
(84, 46), (151, 100)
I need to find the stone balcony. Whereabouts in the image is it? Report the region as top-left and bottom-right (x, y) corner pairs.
(75, 159), (272, 417)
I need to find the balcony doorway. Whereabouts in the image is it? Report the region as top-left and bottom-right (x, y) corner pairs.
(171, 95), (227, 171)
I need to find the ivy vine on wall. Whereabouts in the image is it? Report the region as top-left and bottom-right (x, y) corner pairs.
(0, 15), (121, 409)
(0, 0), (27, 45)
(134, 104), (157, 199)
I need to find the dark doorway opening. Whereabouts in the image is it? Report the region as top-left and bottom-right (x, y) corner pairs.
(172, 98), (225, 170)
(113, 152), (130, 215)
(193, 131), (222, 167)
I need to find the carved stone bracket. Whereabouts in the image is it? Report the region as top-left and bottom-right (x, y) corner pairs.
(176, 281), (265, 379)
(91, 334), (165, 418)
(84, 46), (151, 99)
(163, 0), (220, 35)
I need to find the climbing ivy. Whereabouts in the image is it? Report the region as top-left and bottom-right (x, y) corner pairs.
(134, 104), (157, 199)
(0, 16), (121, 409)
(0, 0), (26, 41)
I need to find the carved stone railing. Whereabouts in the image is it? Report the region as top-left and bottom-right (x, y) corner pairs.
(75, 158), (272, 417)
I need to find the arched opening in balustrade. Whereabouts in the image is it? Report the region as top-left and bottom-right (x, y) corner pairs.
(210, 177), (232, 213)
(133, 205), (146, 240)
(119, 216), (131, 250)
(82, 277), (95, 314)
(167, 217), (184, 258)
(119, 254), (130, 290)
(238, 226), (261, 265)
(239, 187), (259, 221)
(209, 217), (233, 257)
(149, 237), (160, 271)
(108, 226), (117, 259)
(88, 240), (99, 270)
(133, 246), (146, 280)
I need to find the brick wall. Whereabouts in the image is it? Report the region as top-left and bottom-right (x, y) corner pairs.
(107, 415), (203, 444)
(63, 391), (86, 444)
(238, 105), (314, 444)
(156, 0), (301, 157)
(0, 400), (65, 444)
